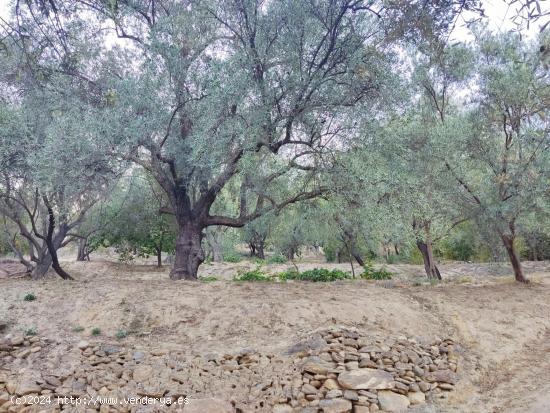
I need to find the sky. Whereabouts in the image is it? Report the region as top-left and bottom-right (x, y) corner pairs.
(451, 0), (546, 40)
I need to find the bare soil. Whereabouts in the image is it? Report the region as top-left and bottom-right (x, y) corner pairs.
(1, 257), (550, 412)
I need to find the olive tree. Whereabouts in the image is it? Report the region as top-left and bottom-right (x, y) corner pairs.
(86, 0), (399, 279)
(443, 31), (550, 283)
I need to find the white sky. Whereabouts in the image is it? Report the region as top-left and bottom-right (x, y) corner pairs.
(0, 0), (545, 43)
(451, 0), (546, 40)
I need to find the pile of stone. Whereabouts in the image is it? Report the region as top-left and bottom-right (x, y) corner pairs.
(275, 327), (458, 412)
(0, 336), (303, 412)
(0, 328), (459, 413)
(0, 333), (44, 362)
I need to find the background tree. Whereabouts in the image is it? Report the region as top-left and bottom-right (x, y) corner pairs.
(443, 30), (550, 282)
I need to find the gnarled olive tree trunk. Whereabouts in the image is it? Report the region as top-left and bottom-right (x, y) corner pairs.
(30, 246), (51, 279)
(249, 238), (265, 259)
(169, 222), (205, 280)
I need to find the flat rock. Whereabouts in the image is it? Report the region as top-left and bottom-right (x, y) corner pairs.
(408, 391), (426, 405)
(319, 398), (353, 413)
(302, 384), (318, 394)
(16, 379), (41, 396)
(272, 405), (293, 413)
(77, 340), (90, 350)
(303, 356), (336, 375)
(132, 350), (146, 361)
(101, 345), (121, 355)
(185, 398), (234, 413)
(425, 369), (457, 384)
(378, 390), (410, 412)
(285, 334), (327, 355)
(5, 380), (17, 394)
(326, 389), (343, 398)
(344, 389), (359, 401)
(133, 364), (154, 382)
(324, 378), (341, 389)
(10, 336), (24, 346)
(338, 368), (395, 390)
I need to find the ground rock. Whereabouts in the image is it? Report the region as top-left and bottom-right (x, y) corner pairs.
(324, 378), (341, 390)
(272, 404), (293, 413)
(133, 364), (154, 381)
(319, 398), (353, 413)
(338, 369), (395, 390)
(185, 398), (234, 413)
(16, 379), (41, 396)
(77, 341), (90, 350)
(377, 390), (410, 412)
(408, 391), (426, 405)
(303, 356), (336, 375)
(425, 369), (457, 384)
(285, 334), (327, 355)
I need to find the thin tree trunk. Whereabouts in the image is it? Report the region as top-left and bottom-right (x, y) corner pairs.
(6, 237), (33, 273)
(416, 240), (442, 280)
(42, 196), (73, 280)
(349, 250), (356, 278)
(170, 223), (204, 280)
(156, 247), (162, 268)
(212, 243), (223, 262)
(77, 238), (87, 261)
(206, 230), (223, 262)
(286, 247), (295, 261)
(501, 234), (529, 283)
(351, 251), (365, 267)
(256, 240), (265, 259)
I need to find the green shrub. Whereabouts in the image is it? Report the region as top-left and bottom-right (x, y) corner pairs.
(223, 253), (242, 263)
(115, 329), (128, 339)
(385, 254), (399, 264)
(267, 254), (287, 264)
(73, 326), (85, 333)
(25, 327), (37, 336)
(280, 268), (350, 282)
(407, 246), (425, 265)
(200, 276), (218, 282)
(116, 246), (135, 264)
(360, 261), (393, 280)
(233, 267), (271, 282)
(441, 237), (475, 261)
(323, 245), (338, 262)
(91, 328), (102, 336)
(23, 293), (36, 302)
(277, 268), (300, 280)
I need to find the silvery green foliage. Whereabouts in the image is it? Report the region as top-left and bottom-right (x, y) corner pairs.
(72, 0), (398, 223)
(352, 44), (474, 250)
(0, 24), (119, 272)
(444, 30), (550, 238)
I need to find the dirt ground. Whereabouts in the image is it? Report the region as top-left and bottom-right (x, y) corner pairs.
(1, 257), (550, 412)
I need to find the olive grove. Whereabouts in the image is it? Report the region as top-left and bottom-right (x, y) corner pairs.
(0, 0), (548, 283)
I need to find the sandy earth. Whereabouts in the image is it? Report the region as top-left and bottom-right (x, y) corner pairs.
(1, 257), (550, 412)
